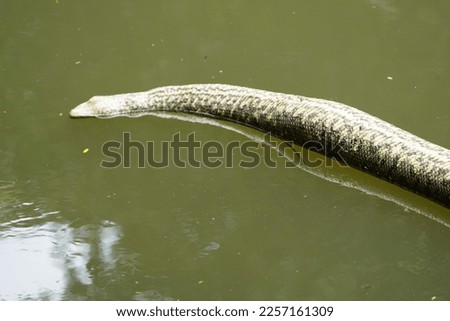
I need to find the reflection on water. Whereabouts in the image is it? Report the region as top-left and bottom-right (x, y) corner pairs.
(0, 192), (129, 300)
(0, 221), (66, 300)
(0, 180), (224, 300)
(0, 189), (66, 300)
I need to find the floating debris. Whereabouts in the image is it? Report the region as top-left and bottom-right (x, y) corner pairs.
(82, 148), (89, 154)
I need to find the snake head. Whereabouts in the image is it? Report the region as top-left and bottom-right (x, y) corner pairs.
(69, 93), (148, 118)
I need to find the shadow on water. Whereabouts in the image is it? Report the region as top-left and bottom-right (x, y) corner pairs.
(133, 113), (450, 228)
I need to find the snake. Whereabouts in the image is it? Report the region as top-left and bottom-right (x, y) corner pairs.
(69, 84), (450, 208)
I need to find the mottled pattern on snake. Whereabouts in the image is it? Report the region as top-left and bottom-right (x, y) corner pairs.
(70, 84), (450, 208)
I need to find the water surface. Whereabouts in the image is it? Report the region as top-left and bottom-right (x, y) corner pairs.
(1, 0), (449, 300)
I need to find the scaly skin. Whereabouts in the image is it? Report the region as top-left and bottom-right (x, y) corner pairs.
(70, 84), (450, 208)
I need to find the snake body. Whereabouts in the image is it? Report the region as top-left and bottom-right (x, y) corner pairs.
(70, 84), (450, 208)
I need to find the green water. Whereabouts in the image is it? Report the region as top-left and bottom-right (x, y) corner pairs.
(1, 1), (449, 300)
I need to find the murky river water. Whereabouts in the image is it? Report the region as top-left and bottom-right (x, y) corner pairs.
(1, 1), (449, 300)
